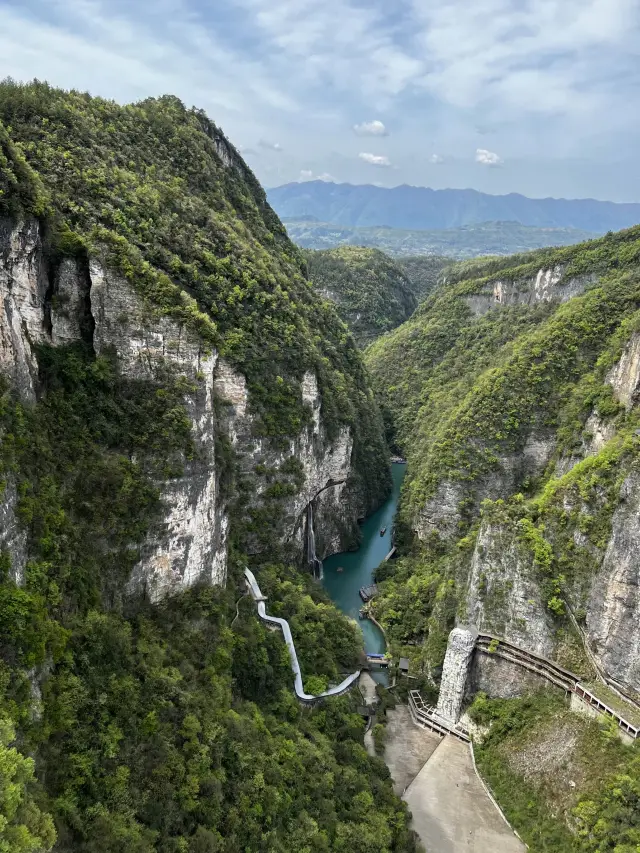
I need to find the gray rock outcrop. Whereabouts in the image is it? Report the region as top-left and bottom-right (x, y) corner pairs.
(0, 217), (375, 600)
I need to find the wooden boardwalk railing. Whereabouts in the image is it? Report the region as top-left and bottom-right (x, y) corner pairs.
(476, 633), (640, 739)
(408, 690), (470, 742)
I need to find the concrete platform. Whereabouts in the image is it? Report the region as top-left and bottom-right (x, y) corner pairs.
(383, 704), (441, 795)
(403, 736), (525, 853)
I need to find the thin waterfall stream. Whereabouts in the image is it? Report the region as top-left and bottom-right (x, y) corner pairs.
(307, 503), (323, 581)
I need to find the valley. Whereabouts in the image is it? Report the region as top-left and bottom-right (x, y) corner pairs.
(0, 78), (639, 853)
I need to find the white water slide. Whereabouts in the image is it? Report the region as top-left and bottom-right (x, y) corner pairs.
(244, 568), (361, 703)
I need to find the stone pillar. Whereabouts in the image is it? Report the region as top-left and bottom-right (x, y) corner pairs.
(435, 626), (478, 724)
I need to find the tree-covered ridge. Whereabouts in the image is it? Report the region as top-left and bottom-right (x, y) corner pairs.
(366, 225), (640, 479)
(0, 80), (380, 446)
(0, 341), (416, 852)
(304, 246), (417, 346)
(395, 256), (449, 303)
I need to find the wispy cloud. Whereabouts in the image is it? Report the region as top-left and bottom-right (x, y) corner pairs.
(359, 152), (392, 167)
(353, 120), (388, 136)
(299, 169), (336, 182)
(429, 153), (445, 164)
(1, 0), (639, 199)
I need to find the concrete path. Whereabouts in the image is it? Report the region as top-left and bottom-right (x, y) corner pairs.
(359, 671), (379, 706)
(244, 568), (360, 702)
(360, 672), (379, 757)
(403, 736), (525, 853)
(383, 704), (441, 795)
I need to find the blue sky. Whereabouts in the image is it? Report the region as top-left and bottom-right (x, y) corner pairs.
(2, 0), (640, 201)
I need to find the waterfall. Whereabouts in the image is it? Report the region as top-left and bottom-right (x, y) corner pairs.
(435, 627), (477, 724)
(307, 503), (323, 581)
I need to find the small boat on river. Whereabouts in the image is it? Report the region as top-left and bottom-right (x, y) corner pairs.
(336, 566), (344, 573)
(380, 527), (386, 536)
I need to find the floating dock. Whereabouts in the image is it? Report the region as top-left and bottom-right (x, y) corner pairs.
(359, 584), (379, 602)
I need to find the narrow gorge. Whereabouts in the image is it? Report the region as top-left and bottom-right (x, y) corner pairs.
(1, 78), (640, 853)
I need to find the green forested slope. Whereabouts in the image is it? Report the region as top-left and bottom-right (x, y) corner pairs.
(366, 227), (640, 849)
(366, 227), (640, 651)
(304, 246), (417, 346)
(0, 82), (414, 852)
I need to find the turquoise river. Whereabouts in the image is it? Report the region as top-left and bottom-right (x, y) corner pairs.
(323, 463), (406, 657)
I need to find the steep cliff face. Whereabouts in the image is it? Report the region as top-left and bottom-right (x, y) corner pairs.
(0, 217), (383, 601)
(465, 522), (555, 658)
(586, 471), (640, 692)
(464, 264), (595, 317)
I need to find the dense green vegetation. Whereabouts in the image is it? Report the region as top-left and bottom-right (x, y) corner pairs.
(365, 225), (640, 844)
(396, 256), (449, 303)
(0, 349), (414, 850)
(469, 690), (640, 852)
(0, 83), (414, 852)
(368, 228), (640, 673)
(280, 217), (600, 258)
(0, 79), (389, 499)
(304, 247), (417, 346)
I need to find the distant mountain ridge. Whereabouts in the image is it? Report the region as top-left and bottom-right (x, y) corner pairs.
(268, 181), (640, 233)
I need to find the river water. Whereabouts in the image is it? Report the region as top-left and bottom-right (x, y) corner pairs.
(323, 463), (406, 658)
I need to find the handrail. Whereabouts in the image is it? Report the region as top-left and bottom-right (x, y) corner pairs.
(244, 568), (360, 704)
(408, 691), (470, 742)
(475, 632), (639, 738)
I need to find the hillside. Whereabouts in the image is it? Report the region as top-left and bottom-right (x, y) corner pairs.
(365, 225), (640, 847)
(269, 181), (640, 232)
(0, 81), (418, 853)
(304, 246), (417, 346)
(397, 255), (451, 302)
(283, 217), (598, 259)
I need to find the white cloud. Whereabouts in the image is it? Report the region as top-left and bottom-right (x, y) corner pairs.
(476, 148), (503, 166)
(429, 153), (444, 164)
(299, 170), (314, 181)
(359, 152), (391, 167)
(258, 138), (283, 151)
(412, 0), (639, 119)
(353, 120), (388, 136)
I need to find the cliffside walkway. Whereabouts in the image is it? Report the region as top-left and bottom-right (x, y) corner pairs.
(244, 568), (361, 705)
(476, 633), (640, 740)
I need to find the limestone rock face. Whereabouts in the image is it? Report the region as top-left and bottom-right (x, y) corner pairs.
(465, 522), (555, 658)
(607, 332), (640, 410)
(586, 472), (640, 695)
(465, 265), (596, 317)
(0, 218), (49, 400)
(0, 478), (28, 585)
(415, 434), (555, 542)
(0, 217), (369, 600)
(215, 359), (357, 558)
(436, 627), (478, 723)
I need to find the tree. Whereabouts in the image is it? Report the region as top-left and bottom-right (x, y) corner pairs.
(0, 717), (56, 853)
